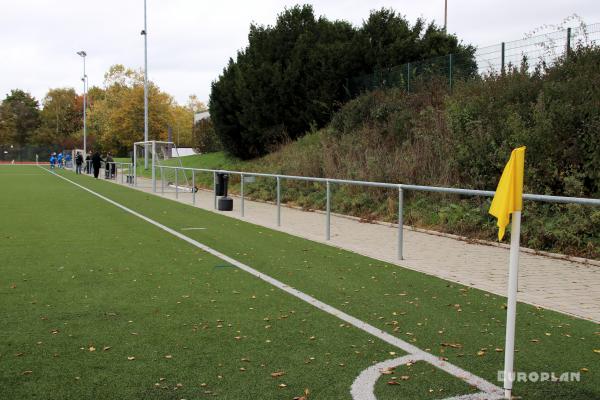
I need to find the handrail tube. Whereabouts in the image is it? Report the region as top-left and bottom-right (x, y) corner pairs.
(157, 165), (600, 207)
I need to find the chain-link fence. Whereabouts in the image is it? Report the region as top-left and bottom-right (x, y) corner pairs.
(0, 145), (60, 162)
(348, 23), (600, 96)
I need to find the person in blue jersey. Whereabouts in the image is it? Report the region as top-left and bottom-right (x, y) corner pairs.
(49, 153), (56, 169)
(57, 152), (63, 169)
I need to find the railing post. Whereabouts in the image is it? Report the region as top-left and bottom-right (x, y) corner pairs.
(175, 168), (179, 199)
(501, 42), (505, 75)
(241, 173), (245, 217)
(151, 141), (156, 193)
(276, 176), (281, 226)
(192, 169), (196, 205)
(326, 180), (331, 240)
(161, 167), (164, 194)
(213, 171), (217, 209)
(397, 186), (404, 260)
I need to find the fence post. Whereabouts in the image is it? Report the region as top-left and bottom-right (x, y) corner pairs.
(566, 27), (572, 58)
(326, 181), (331, 240)
(276, 176), (281, 226)
(192, 170), (196, 205)
(448, 54), (453, 92)
(151, 141), (156, 193)
(175, 168), (179, 199)
(501, 42), (505, 74)
(213, 171), (217, 209)
(241, 173), (245, 217)
(161, 167), (164, 194)
(398, 186), (404, 260)
(406, 62), (411, 93)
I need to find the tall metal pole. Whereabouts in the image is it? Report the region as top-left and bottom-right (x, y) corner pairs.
(142, 0), (149, 169)
(77, 51), (87, 156)
(444, 0), (448, 32)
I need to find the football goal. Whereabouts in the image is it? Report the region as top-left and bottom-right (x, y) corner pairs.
(133, 141), (195, 193)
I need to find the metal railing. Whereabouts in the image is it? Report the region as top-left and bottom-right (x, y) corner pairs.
(84, 160), (135, 185)
(140, 165), (600, 260)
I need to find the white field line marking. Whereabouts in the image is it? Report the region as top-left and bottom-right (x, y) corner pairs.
(43, 167), (503, 398)
(350, 356), (504, 400)
(181, 227), (206, 231)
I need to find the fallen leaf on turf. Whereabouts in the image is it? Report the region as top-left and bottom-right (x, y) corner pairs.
(102, 346), (111, 351)
(400, 376), (410, 380)
(387, 381), (400, 385)
(22, 370), (33, 375)
(10, 283), (16, 289)
(88, 346), (96, 352)
(441, 342), (462, 349)
(495, 348), (503, 352)
(594, 349), (600, 354)
(15, 352), (24, 357)
(271, 371), (285, 378)
(278, 383), (287, 388)
(127, 356), (135, 361)
(380, 367), (395, 375)
(580, 368), (589, 372)
(477, 351), (486, 356)
(164, 354), (173, 359)
(530, 339), (539, 343)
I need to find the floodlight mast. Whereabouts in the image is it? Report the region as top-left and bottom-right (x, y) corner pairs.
(76, 51), (87, 155)
(142, 0), (149, 169)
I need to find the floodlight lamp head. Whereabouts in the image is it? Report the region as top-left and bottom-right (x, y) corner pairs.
(77, 51), (87, 57)
(140, 30), (146, 35)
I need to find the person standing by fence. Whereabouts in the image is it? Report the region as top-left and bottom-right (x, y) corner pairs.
(91, 151), (102, 179)
(75, 152), (83, 174)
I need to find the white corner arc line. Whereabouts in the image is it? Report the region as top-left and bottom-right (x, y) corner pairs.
(43, 168), (504, 398)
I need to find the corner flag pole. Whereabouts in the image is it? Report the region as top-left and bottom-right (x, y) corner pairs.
(488, 146), (526, 399)
(503, 210), (521, 398)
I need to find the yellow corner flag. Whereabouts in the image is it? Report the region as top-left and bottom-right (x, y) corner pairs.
(489, 147), (526, 240)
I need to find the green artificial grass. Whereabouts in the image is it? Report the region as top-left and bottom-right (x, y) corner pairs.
(1, 166), (598, 399)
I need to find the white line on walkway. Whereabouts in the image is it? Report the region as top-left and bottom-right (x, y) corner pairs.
(43, 167), (504, 399)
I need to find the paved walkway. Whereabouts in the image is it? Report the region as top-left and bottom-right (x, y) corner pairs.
(108, 176), (600, 323)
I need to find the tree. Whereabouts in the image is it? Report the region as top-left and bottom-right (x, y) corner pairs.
(0, 89), (40, 146)
(169, 104), (194, 147)
(91, 64), (173, 155)
(209, 5), (475, 159)
(193, 118), (221, 153)
(33, 88), (81, 145)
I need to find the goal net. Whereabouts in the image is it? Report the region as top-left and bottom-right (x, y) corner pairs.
(133, 141), (195, 193)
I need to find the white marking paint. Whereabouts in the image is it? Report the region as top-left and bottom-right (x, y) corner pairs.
(181, 227), (206, 231)
(43, 167), (504, 400)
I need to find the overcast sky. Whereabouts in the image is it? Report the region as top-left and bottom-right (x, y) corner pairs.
(0, 1), (598, 107)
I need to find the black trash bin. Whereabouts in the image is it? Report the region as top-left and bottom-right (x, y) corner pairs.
(216, 172), (233, 211)
(216, 173), (229, 196)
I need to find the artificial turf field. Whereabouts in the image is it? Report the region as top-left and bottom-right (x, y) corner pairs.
(0, 165), (598, 399)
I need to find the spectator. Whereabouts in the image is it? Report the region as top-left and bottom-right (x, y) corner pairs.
(75, 152), (83, 174)
(106, 152), (115, 179)
(91, 151), (102, 179)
